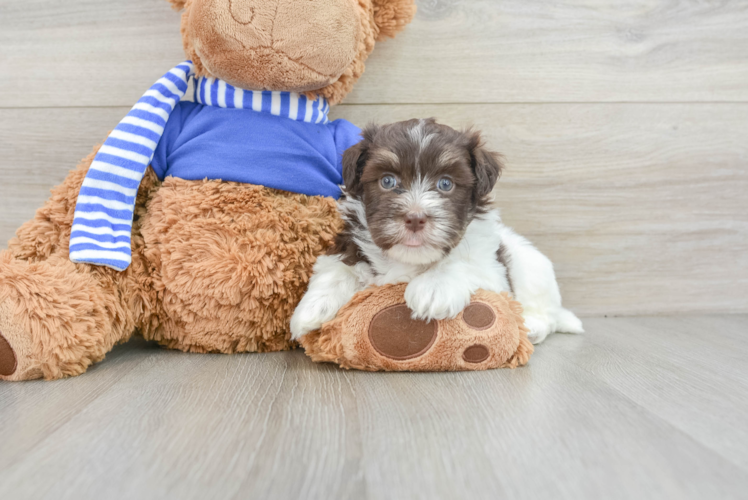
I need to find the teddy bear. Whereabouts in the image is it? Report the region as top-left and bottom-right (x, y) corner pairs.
(0, 0), (418, 381)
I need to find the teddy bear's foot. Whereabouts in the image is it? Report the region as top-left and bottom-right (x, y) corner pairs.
(0, 301), (43, 381)
(300, 284), (534, 372)
(0, 249), (138, 381)
(0, 331), (16, 378)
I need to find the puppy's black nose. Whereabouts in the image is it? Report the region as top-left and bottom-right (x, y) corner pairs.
(404, 212), (427, 233)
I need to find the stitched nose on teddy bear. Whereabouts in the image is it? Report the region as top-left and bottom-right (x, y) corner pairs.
(189, 0), (360, 92)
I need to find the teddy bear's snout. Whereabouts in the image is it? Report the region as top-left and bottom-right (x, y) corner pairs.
(190, 0), (360, 92)
(228, 0), (255, 25)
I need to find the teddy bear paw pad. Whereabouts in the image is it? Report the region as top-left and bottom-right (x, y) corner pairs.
(462, 303), (496, 330)
(0, 331), (18, 377)
(462, 343), (490, 364)
(368, 304), (437, 360)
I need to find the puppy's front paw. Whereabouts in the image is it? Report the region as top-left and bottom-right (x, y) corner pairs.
(404, 276), (472, 322)
(290, 299), (337, 340)
(523, 316), (552, 345)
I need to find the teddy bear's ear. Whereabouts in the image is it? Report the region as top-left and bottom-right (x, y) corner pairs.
(165, 0), (187, 10)
(372, 0), (417, 41)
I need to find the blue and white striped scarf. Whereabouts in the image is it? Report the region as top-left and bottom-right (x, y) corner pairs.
(195, 76), (330, 123)
(70, 61), (330, 271)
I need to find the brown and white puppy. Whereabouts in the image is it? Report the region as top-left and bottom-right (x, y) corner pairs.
(291, 119), (583, 344)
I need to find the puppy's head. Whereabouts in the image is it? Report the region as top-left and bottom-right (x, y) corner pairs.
(342, 118), (503, 265)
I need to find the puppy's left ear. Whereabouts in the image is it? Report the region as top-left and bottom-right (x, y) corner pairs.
(467, 132), (504, 198)
(342, 126), (378, 196)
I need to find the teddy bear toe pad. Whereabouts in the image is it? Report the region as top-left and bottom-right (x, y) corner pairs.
(462, 303), (496, 330)
(0, 331), (17, 377)
(0, 301), (44, 381)
(369, 304), (438, 360)
(462, 344), (491, 364)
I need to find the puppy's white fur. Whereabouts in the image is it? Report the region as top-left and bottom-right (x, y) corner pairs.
(290, 198), (583, 344)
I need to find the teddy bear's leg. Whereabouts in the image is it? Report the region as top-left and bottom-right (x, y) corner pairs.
(0, 148), (161, 381)
(139, 178), (342, 354)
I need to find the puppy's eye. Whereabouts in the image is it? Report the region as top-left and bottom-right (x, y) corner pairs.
(380, 175), (397, 190)
(437, 177), (454, 192)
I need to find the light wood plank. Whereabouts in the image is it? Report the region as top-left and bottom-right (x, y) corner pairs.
(352, 333), (748, 500)
(0, 341), (149, 472)
(3, 104), (745, 316)
(1, 316), (747, 499)
(351, 0), (748, 104)
(564, 315), (748, 470)
(2, 0), (748, 107)
(0, 0), (185, 108)
(0, 107), (130, 245)
(0, 346), (364, 500)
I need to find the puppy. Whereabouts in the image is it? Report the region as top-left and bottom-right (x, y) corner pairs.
(290, 118), (583, 344)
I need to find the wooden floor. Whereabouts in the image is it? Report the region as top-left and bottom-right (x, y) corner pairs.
(1, 315), (747, 500)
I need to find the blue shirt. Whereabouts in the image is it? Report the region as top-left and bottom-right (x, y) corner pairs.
(150, 101), (361, 199)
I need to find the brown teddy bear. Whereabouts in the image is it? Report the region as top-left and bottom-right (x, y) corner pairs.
(0, 0), (417, 381)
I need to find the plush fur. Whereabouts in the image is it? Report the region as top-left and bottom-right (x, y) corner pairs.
(291, 120), (584, 345)
(140, 177), (341, 354)
(0, 0), (415, 381)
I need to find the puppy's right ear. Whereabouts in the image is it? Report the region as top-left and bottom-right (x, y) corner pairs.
(342, 126), (377, 196)
(466, 130), (504, 199)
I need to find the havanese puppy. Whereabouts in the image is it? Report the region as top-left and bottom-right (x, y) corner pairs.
(290, 118), (583, 344)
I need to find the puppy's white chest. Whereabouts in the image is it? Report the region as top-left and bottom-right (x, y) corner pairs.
(371, 261), (428, 286)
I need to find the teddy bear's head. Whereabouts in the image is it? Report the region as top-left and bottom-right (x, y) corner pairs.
(167, 0), (416, 105)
